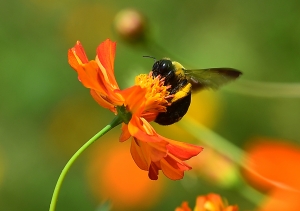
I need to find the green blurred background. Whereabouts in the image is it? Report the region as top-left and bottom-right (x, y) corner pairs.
(1, 0), (300, 210)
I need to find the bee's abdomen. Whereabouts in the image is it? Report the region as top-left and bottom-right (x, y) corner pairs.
(154, 92), (191, 125)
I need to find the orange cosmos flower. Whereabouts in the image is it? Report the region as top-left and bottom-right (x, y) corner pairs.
(68, 39), (203, 180)
(175, 193), (238, 211)
(243, 137), (300, 211)
(243, 137), (300, 191)
(258, 189), (300, 211)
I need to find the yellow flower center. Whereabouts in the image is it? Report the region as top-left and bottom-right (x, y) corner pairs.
(135, 73), (171, 114)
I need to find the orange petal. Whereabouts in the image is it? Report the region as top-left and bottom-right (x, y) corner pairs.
(96, 39), (119, 88)
(68, 49), (81, 70)
(168, 153), (192, 171)
(166, 138), (203, 160)
(127, 115), (142, 136)
(141, 111), (158, 122)
(69, 40), (125, 109)
(130, 138), (150, 171)
(119, 85), (146, 114)
(176, 194), (238, 211)
(128, 115), (162, 143)
(148, 162), (160, 180)
(119, 123), (131, 142)
(175, 202), (192, 211)
(97, 39), (116, 76)
(195, 193), (238, 211)
(147, 141), (168, 162)
(160, 156), (185, 180)
(68, 41), (89, 64)
(224, 206), (238, 211)
(90, 89), (115, 112)
(68, 44), (107, 92)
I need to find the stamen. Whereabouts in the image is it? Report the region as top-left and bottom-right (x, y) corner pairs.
(148, 71), (153, 77)
(134, 73), (171, 114)
(165, 94), (174, 100)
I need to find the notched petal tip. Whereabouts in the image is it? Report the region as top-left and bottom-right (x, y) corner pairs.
(69, 40), (89, 64)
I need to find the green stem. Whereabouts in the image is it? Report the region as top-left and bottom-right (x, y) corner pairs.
(239, 181), (265, 205)
(49, 116), (123, 211)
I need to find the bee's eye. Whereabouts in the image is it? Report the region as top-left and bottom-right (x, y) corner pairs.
(152, 59), (173, 78)
(159, 60), (172, 72)
(152, 61), (160, 71)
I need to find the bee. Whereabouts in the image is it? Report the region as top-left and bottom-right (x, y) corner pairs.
(149, 58), (242, 125)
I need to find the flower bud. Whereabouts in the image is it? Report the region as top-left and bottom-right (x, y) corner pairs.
(114, 9), (146, 42)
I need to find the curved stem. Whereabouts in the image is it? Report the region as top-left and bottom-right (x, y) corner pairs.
(49, 116), (123, 211)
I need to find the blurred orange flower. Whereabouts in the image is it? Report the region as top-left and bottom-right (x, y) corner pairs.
(87, 137), (164, 210)
(258, 189), (300, 211)
(68, 39), (203, 180)
(175, 193), (238, 211)
(243, 137), (300, 211)
(243, 137), (300, 190)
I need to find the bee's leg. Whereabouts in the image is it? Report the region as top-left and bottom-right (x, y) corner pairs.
(170, 79), (188, 94)
(170, 80), (192, 103)
(164, 70), (175, 83)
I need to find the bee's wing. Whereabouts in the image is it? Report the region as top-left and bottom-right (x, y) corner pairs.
(184, 68), (242, 92)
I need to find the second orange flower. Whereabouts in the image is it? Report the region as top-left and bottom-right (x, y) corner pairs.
(175, 193), (238, 211)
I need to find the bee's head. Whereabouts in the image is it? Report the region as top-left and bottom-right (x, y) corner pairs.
(152, 59), (173, 77)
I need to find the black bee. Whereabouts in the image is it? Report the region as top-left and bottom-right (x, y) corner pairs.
(150, 58), (242, 125)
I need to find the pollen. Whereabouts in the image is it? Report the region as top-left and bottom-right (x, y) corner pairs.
(135, 73), (171, 113)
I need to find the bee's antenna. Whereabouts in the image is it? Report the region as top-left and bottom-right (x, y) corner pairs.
(143, 55), (157, 62)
